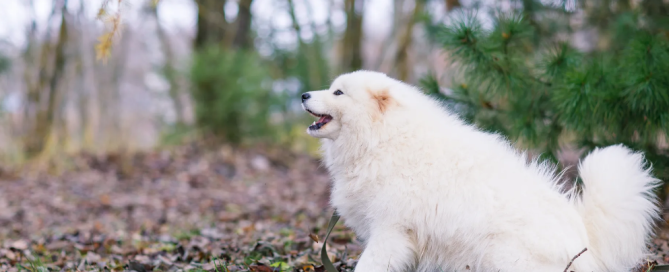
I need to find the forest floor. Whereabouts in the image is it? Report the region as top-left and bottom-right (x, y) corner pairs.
(0, 143), (668, 272)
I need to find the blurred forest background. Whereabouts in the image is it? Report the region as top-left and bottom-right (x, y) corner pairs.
(0, 0), (452, 165)
(0, 0), (666, 177)
(0, 0), (668, 270)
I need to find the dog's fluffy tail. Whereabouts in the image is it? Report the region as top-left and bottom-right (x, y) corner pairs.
(574, 145), (660, 271)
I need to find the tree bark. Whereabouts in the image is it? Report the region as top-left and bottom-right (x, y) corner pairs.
(341, 0), (364, 72)
(24, 4), (70, 158)
(76, 0), (99, 150)
(394, 0), (424, 81)
(22, 1), (40, 142)
(641, 0), (669, 27)
(372, 0), (404, 70)
(194, 0), (228, 49)
(445, 0), (460, 11)
(232, 0), (254, 49)
(286, 0), (319, 89)
(150, 4), (186, 125)
(304, 0), (330, 87)
(104, 33), (129, 151)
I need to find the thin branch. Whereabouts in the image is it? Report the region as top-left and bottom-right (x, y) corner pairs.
(564, 247), (587, 272)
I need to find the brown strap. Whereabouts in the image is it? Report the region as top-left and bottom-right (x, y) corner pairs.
(321, 211), (340, 272)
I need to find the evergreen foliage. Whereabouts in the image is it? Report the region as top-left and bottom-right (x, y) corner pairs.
(191, 47), (283, 144)
(423, 1), (669, 186)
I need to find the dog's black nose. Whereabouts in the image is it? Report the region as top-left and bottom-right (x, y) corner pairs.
(301, 93), (311, 102)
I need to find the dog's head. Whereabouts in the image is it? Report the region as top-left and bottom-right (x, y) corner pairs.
(301, 70), (398, 139)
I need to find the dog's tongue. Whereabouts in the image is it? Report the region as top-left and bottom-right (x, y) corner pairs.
(318, 115), (332, 124)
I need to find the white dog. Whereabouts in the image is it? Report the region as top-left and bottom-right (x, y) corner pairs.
(301, 70), (661, 272)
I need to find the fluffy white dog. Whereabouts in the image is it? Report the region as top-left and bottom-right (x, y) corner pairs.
(301, 70), (660, 272)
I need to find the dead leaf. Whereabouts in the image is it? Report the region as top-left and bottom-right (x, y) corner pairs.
(86, 252), (101, 264)
(32, 243), (46, 253)
(127, 260), (149, 272)
(2, 249), (16, 260)
(309, 233), (319, 243)
(100, 194), (111, 206)
(10, 240), (28, 250)
(249, 264), (273, 272)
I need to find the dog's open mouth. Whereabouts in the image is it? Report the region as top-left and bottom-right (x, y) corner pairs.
(307, 109), (333, 130)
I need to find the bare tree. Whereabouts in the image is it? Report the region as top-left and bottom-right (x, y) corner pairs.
(74, 0), (100, 150)
(372, 0), (404, 71)
(193, 0), (229, 49)
(394, 0), (425, 81)
(304, 0), (331, 86)
(286, 0), (326, 90)
(232, 0), (254, 49)
(341, 0), (364, 72)
(149, 3), (186, 125)
(446, 0), (461, 11)
(22, 0), (41, 144)
(100, 32), (129, 151)
(23, 1), (70, 157)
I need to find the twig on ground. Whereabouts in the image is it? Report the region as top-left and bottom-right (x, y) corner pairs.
(564, 248), (587, 272)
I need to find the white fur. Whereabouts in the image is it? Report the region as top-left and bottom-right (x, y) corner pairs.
(302, 71), (660, 272)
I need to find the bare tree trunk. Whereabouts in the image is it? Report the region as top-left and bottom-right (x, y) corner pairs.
(24, 4), (70, 158)
(232, 0), (254, 49)
(38, 9), (69, 156)
(445, 0), (461, 11)
(194, 0), (229, 49)
(325, 0), (336, 38)
(304, 0), (330, 86)
(641, 0), (669, 23)
(103, 34), (129, 151)
(286, 0), (318, 89)
(75, 0), (99, 150)
(341, 0), (364, 72)
(22, 2), (40, 140)
(150, 4), (186, 125)
(394, 0), (424, 81)
(373, 0), (404, 71)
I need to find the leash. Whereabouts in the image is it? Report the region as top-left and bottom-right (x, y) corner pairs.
(321, 211), (340, 272)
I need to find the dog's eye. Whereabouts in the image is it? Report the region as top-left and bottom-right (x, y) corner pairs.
(334, 90), (344, 96)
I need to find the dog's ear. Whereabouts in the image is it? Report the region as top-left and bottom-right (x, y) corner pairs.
(370, 88), (396, 114)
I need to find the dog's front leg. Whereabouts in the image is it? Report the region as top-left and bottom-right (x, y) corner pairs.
(354, 227), (416, 272)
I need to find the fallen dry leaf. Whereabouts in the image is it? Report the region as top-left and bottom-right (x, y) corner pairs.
(309, 233), (320, 243)
(9, 240), (28, 251)
(0, 143), (665, 271)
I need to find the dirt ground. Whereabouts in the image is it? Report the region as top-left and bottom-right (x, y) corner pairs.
(0, 144), (667, 271)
